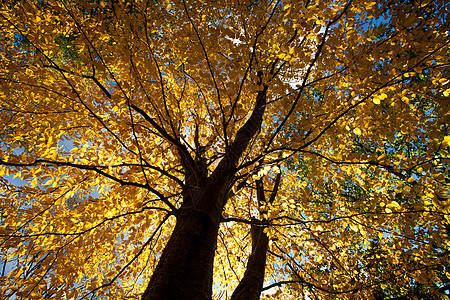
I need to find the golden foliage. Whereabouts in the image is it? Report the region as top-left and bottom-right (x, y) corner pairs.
(0, 0), (448, 299)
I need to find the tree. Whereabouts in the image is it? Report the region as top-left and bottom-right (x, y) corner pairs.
(0, 0), (449, 299)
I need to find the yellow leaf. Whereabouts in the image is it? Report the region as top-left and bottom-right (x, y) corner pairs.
(52, 177), (59, 188)
(387, 201), (401, 209)
(373, 97), (380, 105)
(354, 128), (362, 135)
(443, 136), (450, 147)
(30, 178), (38, 188)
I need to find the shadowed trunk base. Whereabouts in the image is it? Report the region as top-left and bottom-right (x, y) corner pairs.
(141, 208), (221, 300)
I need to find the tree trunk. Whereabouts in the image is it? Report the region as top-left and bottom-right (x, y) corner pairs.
(141, 190), (223, 300)
(141, 86), (268, 299)
(230, 220), (269, 300)
(231, 175), (280, 300)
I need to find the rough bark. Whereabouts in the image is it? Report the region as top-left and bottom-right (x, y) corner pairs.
(141, 204), (221, 300)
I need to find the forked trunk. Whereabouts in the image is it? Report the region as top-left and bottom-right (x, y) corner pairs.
(142, 86), (268, 299)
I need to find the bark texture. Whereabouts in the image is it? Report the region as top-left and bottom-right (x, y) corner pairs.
(142, 206), (221, 300)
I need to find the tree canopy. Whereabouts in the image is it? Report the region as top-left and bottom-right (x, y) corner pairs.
(0, 0), (449, 299)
